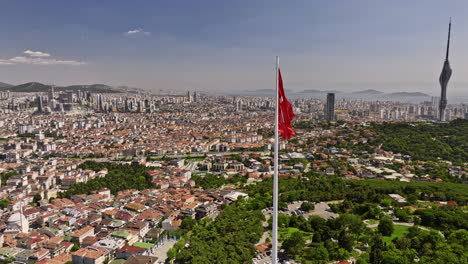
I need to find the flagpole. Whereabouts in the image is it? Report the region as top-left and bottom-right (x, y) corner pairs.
(272, 56), (279, 264)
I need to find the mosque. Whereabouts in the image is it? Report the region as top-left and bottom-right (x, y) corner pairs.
(4, 212), (29, 234)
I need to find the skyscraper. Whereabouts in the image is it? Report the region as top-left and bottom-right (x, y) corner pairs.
(37, 96), (43, 113)
(439, 19), (452, 122)
(66, 91), (74, 104)
(97, 94), (104, 112)
(48, 85), (55, 101)
(325, 93), (335, 120)
(187, 91), (192, 103)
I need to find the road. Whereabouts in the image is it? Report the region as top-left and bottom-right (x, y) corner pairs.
(150, 239), (178, 263)
(88, 150), (271, 163)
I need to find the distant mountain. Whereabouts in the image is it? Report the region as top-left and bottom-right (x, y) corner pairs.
(300, 89), (322, 93)
(1, 82), (123, 93)
(255, 89), (275, 93)
(61, 84), (121, 93)
(387, 92), (430, 97)
(300, 89), (342, 94)
(4, 82), (50, 92)
(226, 89), (432, 103)
(0, 82), (13, 89)
(116, 86), (147, 93)
(242, 88), (294, 94)
(352, 89), (384, 95)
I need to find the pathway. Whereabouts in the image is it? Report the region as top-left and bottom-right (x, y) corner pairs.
(150, 239), (178, 263)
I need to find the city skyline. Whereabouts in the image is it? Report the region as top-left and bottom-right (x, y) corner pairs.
(1, 1), (468, 99)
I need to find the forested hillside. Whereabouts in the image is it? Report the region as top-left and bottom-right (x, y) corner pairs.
(371, 119), (468, 164)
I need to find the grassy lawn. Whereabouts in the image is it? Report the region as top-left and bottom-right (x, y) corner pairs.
(371, 224), (411, 243)
(366, 219), (379, 225)
(133, 242), (155, 249)
(279, 227), (312, 241)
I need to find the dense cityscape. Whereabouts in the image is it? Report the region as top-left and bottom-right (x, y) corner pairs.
(0, 85), (467, 264)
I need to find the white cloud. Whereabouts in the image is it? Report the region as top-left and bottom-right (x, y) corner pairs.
(125, 28), (151, 36)
(0, 51), (85, 65)
(24, 50), (51, 57)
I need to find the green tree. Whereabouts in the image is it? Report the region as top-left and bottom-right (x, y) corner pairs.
(394, 208), (410, 222)
(447, 229), (468, 247)
(356, 253), (370, 264)
(331, 213), (365, 234)
(268, 213), (290, 228)
(370, 234), (384, 264)
(0, 257), (15, 264)
(71, 242), (80, 252)
(180, 217), (197, 231)
(378, 216), (394, 236)
(302, 245), (329, 263)
(173, 200), (264, 264)
(1, 170), (18, 186)
(0, 198), (11, 209)
(166, 248), (177, 261)
(381, 248), (416, 264)
(33, 193), (42, 205)
(282, 231), (305, 257)
(300, 202), (315, 212)
(338, 229), (355, 251)
(59, 161), (153, 197)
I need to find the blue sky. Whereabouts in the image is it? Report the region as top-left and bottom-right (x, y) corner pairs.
(0, 0), (467, 97)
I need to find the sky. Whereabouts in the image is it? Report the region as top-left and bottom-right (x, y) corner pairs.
(1, 0), (468, 98)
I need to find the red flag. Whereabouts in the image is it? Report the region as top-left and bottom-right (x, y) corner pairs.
(278, 69), (295, 139)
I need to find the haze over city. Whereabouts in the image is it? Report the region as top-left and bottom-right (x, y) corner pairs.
(1, 0), (468, 101)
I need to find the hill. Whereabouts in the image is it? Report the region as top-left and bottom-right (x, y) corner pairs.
(0, 82), (13, 89)
(4, 82), (50, 92)
(60, 84), (121, 93)
(352, 89), (384, 95)
(1, 82), (123, 93)
(300, 89), (342, 94)
(387, 92), (430, 97)
(300, 89), (322, 93)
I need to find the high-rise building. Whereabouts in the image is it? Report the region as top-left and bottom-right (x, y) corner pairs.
(97, 94), (104, 112)
(137, 101), (144, 113)
(66, 91), (74, 103)
(0, 91), (9, 99)
(48, 85), (55, 101)
(324, 93), (335, 120)
(37, 96), (44, 113)
(124, 99), (130, 112)
(236, 99), (242, 112)
(439, 19), (452, 121)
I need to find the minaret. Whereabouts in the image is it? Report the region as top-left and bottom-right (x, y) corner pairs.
(439, 18), (452, 121)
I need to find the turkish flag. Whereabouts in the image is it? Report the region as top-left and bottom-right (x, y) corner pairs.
(278, 69), (295, 139)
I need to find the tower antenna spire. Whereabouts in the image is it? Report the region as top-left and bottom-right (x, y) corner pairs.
(438, 18), (453, 122)
(446, 17), (451, 60)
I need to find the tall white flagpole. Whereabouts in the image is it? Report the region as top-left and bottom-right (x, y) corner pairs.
(272, 56), (279, 264)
